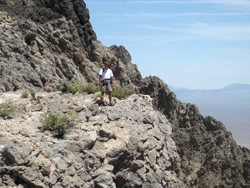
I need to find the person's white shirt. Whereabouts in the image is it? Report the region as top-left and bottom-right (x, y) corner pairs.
(99, 68), (114, 81)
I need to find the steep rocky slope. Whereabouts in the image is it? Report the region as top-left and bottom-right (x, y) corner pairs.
(140, 76), (250, 187)
(0, 0), (250, 187)
(0, 91), (186, 188)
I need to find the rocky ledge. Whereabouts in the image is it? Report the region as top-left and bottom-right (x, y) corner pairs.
(0, 91), (186, 188)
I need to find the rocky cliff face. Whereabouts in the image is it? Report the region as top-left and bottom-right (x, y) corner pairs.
(140, 76), (250, 187)
(0, 0), (141, 92)
(0, 0), (250, 188)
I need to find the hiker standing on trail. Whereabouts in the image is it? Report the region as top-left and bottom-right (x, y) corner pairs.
(99, 61), (114, 106)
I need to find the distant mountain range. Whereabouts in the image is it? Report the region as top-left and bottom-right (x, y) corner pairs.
(170, 83), (250, 92)
(170, 84), (250, 149)
(170, 83), (250, 106)
(223, 83), (250, 91)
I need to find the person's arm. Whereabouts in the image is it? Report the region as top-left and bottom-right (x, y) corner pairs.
(111, 77), (114, 87)
(99, 75), (102, 87)
(110, 70), (114, 87)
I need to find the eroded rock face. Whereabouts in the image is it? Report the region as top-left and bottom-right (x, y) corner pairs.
(139, 76), (250, 187)
(0, 91), (186, 188)
(0, 11), (88, 92)
(0, 0), (96, 47)
(0, 0), (142, 92)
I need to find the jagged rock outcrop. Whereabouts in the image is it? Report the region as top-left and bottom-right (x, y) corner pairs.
(140, 76), (250, 187)
(0, 91), (186, 188)
(0, 0), (142, 92)
(0, 0), (96, 47)
(87, 41), (142, 88)
(0, 0), (250, 187)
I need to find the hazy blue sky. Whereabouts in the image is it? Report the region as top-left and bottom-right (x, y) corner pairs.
(85, 0), (250, 90)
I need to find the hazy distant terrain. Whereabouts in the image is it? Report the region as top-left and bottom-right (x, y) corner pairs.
(170, 84), (250, 148)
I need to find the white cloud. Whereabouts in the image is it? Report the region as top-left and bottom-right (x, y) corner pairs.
(91, 13), (133, 17)
(127, 0), (250, 6)
(132, 24), (174, 31)
(85, 1), (125, 4)
(209, 0), (250, 6)
(100, 35), (173, 41)
(91, 12), (250, 19)
(187, 23), (250, 40)
(86, 0), (250, 7)
(130, 23), (250, 41)
(99, 35), (180, 46)
(99, 23), (250, 43)
(214, 48), (250, 55)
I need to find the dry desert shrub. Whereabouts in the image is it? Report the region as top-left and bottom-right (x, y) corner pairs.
(0, 100), (15, 118)
(21, 89), (30, 98)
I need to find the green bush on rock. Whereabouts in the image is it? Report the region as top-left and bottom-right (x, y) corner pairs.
(40, 110), (77, 137)
(85, 83), (97, 94)
(21, 89), (30, 98)
(0, 100), (15, 118)
(66, 82), (85, 94)
(31, 91), (36, 99)
(66, 82), (97, 94)
(112, 86), (133, 99)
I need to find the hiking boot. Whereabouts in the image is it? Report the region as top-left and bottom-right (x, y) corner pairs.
(109, 102), (114, 106)
(99, 102), (104, 106)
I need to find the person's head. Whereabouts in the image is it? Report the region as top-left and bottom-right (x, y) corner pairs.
(104, 61), (110, 68)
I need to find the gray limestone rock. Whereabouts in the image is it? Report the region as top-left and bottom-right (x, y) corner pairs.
(3, 143), (31, 165)
(0, 0), (250, 187)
